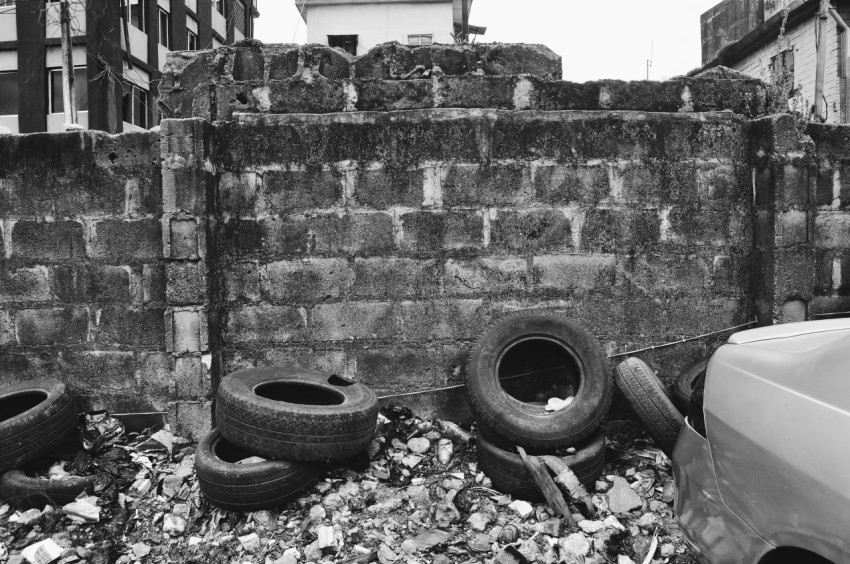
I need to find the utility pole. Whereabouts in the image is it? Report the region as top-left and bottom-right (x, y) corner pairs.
(646, 41), (653, 81)
(60, 0), (78, 126)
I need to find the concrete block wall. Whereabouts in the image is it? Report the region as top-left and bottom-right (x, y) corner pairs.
(159, 42), (770, 122)
(211, 109), (754, 413)
(3, 41), (849, 426)
(806, 122), (850, 318)
(0, 131), (172, 417)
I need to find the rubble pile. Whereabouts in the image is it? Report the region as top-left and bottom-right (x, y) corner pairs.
(0, 408), (695, 564)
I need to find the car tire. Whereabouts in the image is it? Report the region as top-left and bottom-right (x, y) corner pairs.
(672, 358), (709, 415)
(465, 311), (613, 450)
(614, 358), (683, 455)
(0, 380), (79, 473)
(476, 431), (605, 502)
(195, 429), (324, 512)
(216, 367), (379, 462)
(0, 469), (95, 510)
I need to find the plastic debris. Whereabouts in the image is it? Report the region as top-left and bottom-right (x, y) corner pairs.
(78, 411), (125, 454)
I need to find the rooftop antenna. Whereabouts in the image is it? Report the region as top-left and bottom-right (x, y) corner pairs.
(646, 40), (654, 80)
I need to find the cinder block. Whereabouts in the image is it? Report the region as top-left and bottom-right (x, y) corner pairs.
(143, 264), (167, 305)
(134, 351), (175, 401)
(224, 305), (308, 344)
(168, 401), (213, 441)
(224, 262), (261, 302)
(443, 258), (527, 296)
(98, 307), (166, 348)
(354, 166), (423, 208)
(162, 169), (209, 215)
(839, 255), (850, 295)
(781, 299), (808, 323)
(776, 209), (809, 247)
(532, 164), (609, 205)
(400, 211), (483, 254)
(774, 163), (813, 206)
(169, 219), (199, 259)
(262, 258), (350, 304)
(815, 164), (834, 206)
(264, 168), (344, 214)
(666, 206), (727, 247)
(0, 310), (13, 346)
(232, 47), (265, 81)
(354, 80), (434, 112)
(312, 213), (395, 256)
(774, 248), (816, 300)
(396, 299), (486, 340)
(217, 172), (260, 214)
(353, 258), (440, 299)
(93, 220), (162, 262)
(532, 255), (617, 291)
(60, 265), (132, 303)
(11, 221), (85, 261)
(311, 302), (397, 341)
(355, 346), (458, 398)
(491, 210), (571, 254)
(753, 166), (775, 208)
(442, 163), (530, 207)
(172, 309), (203, 353)
(174, 356), (210, 400)
(0, 266), (51, 303)
(221, 218), (268, 257)
(814, 212), (850, 249)
(15, 308), (89, 345)
(438, 76), (516, 110)
(267, 48), (300, 80)
(166, 262), (207, 305)
(666, 298), (746, 336)
(60, 350), (137, 398)
(259, 347), (349, 376)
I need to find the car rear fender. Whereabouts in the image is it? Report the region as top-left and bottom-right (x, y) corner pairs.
(705, 344), (850, 562)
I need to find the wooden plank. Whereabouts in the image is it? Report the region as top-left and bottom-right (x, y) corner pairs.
(540, 455), (595, 517)
(516, 446), (577, 528)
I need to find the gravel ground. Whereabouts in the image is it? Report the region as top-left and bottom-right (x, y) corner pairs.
(0, 409), (697, 564)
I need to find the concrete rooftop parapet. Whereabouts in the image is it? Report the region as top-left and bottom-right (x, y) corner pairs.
(159, 41), (770, 122)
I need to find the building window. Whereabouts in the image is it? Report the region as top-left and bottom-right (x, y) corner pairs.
(408, 34), (433, 46)
(158, 8), (171, 48)
(48, 67), (88, 113)
(187, 15), (199, 50)
(127, 0), (149, 33)
(122, 82), (149, 128)
(328, 35), (358, 56)
(770, 48), (795, 95)
(213, 0), (224, 15)
(187, 29), (198, 50)
(232, 0), (247, 35)
(0, 71), (17, 115)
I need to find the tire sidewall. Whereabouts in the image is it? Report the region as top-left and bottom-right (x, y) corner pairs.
(466, 312), (611, 447)
(220, 367), (377, 419)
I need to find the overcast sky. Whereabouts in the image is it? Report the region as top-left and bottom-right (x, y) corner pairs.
(254, 0), (721, 82)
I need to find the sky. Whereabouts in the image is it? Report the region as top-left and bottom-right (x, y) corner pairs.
(253, 0), (722, 82)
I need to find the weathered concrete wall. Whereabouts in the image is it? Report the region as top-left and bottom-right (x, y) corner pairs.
(210, 109), (754, 415)
(2, 41), (848, 427)
(0, 132), (171, 414)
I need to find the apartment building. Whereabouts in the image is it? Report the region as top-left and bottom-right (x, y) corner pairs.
(0, 0), (257, 134)
(701, 0), (850, 123)
(295, 0), (484, 56)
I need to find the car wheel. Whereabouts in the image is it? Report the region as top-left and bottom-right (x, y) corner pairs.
(216, 367), (379, 462)
(614, 358), (683, 455)
(0, 469), (95, 510)
(476, 431), (605, 501)
(465, 311), (613, 450)
(195, 429), (324, 512)
(672, 358), (709, 415)
(0, 380), (79, 473)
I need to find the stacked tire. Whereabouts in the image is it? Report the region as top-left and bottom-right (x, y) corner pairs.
(196, 367), (379, 512)
(0, 380), (95, 508)
(465, 311), (613, 500)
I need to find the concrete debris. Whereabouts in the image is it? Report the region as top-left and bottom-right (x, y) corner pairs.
(20, 539), (62, 564)
(607, 476), (644, 513)
(0, 407), (691, 563)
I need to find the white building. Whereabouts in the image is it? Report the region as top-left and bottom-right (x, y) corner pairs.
(295, 0), (484, 56)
